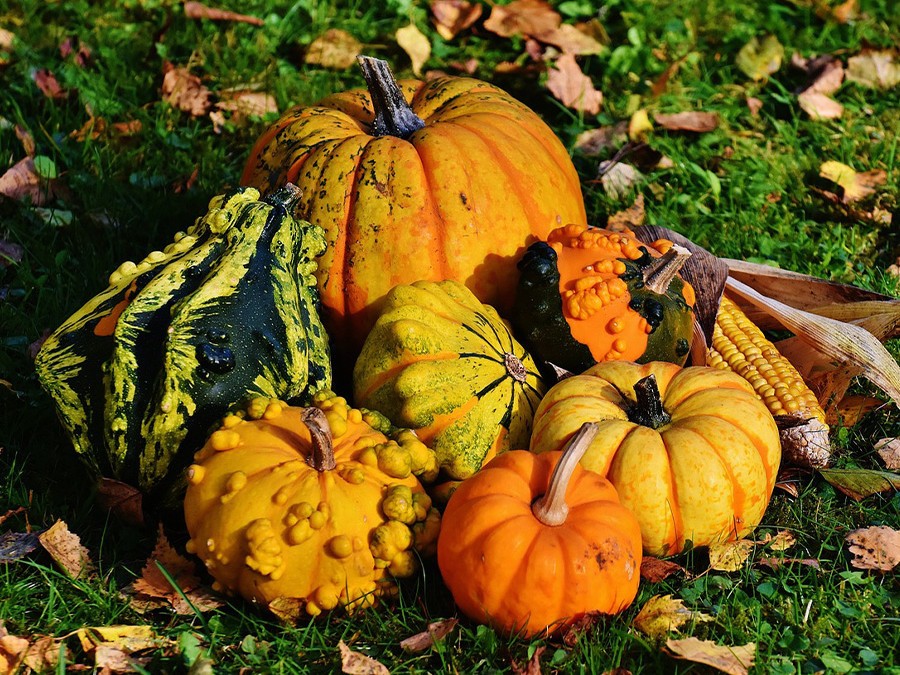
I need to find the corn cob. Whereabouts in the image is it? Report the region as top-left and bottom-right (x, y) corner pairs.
(708, 295), (831, 468)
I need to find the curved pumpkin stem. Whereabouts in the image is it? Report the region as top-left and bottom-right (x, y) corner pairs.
(357, 56), (426, 139)
(532, 422), (599, 526)
(628, 374), (672, 429)
(263, 183), (303, 212)
(302, 407), (336, 472)
(643, 244), (691, 295)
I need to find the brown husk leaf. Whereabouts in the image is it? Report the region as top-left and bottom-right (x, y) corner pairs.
(845, 526), (900, 572)
(827, 395), (883, 427)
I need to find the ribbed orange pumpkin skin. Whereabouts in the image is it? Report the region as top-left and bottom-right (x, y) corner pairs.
(437, 450), (642, 637)
(241, 76), (586, 347)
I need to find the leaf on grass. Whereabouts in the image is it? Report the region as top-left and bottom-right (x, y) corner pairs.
(183, 1), (263, 25)
(826, 395), (882, 427)
(483, 0), (560, 38)
(0, 624), (29, 675)
(708, 539), (755, 572)
(161, 62), (212, 117)
(59, 37), (92, 68)
(399, 619), (458, 653)
(666, 638), (756, 675)
(14, 125), (34, 156)
(96, 478), (145, 527)
(736, 35), (783, 81)
(430, 0), (482, 41)
(71, 116), (143, 143)
(598, 162), (643, 200)
(845, 526), (900, 572)
(546, 54), (602, 114)
(76, 626), (167, 655)
(511, 645), (545, 675)
(766, 530), (796, 551)
(396, 23), (431, 77)
(306, 29), (362, 70)
(32, 68), (69, 99)
(875, 438), (900, 470)
(574, 121), (628, 156)
(0, 241), (23, 269)
(338, 640), (390, 675)
(798, 91), (843, 120)
(0, 531), (41, 564)
(633, 595), (713, 639)
(746, 97), (763, 116)
(267, 597), (304, 623)
(0, 157), (57, 206)
(38, 519), (92, 579)
(558, 611), (604, 647)
(846, 48), (900, 90)
(538, 24), (604, 55)
(0, 28), (14, 51)
(819, 468), (900, 501)
(757, 557), (821, 571)
(653, 111), (719, 132)
(819, 160), (886, 203)
(640, 556), (688, 583)
(607, 194), (645, 232)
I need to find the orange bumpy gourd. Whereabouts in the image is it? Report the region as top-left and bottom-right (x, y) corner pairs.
(530, 361), (781, 556)
(437, 424), (642, 637)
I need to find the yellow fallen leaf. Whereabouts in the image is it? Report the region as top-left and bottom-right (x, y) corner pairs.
(396, 23), (431, 77)
(76, 625), (167, 653)
(767, 530), (796, 552)
(38, 519), (92, 579)
(628, 109), (652, 141)
(819, 160), (887, 203)
(633, 595), (713, 639)
(708, 539), (755, 572)
(736, 35), (783, 81)
(666, 637), (756, 675)
(306, 29), (362, 70)
(846, 48), (900, 89)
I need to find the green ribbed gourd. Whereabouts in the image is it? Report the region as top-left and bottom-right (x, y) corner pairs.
(34, 186), (332, 505)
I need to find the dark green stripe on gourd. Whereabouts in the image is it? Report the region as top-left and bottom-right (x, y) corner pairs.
(35, 186), (332, 506)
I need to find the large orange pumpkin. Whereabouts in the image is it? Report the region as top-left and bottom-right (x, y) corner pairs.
(241, 57), (586, 351)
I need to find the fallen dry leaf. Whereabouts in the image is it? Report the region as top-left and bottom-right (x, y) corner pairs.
(798, 91), (843, 119)
(215, 90), (278, 123)
(598, 161), (643, 199)
(539, 24), (604, 55)
(0, 626), (29, 675)
(0, 532), (40, 564)
(628, 109), (653, 142)
(183, 1), (263, 25)
(0, 28), (14, 51)
(827, 394), (882, 427)
(430, 0), (482, 41)
(845, 526), (900, 572)
(546, 53), (602, 115)
(801, 57), (844, 95)
(846, 48), (900, 89)
(161, 62), (212, 117)
(338, 640), (390, 675)
(0, 241), (24, 268)
(757, 557), (821, 571)
(96, 478), (145, 527)
(763, 530), (796, 552)
(38, 519), (92, 579)
(746, 97), (763, 116)
(633, 595), (713, 639)
(875, 438), (900, 470)
(483, 0), (560, 38)
(830, 0), (858, 22)
(574, 121), (628, 156)
(18, 635), (64, 672)
(607, 194), (645, 232)
(0, 157), (57, 206)
(511, 645), (545, 675)
(59, 36), (92, 68)
(71, 116), (143, 143)
(32, 68), (69, 99)
(708, 539), (755, 572)
(306, 29), (362, 70)
(666, 638), (756, 675)
(736, 35), (783, 81)
(653, 111), (719, 132)
(818, 160), (887, 203)
(819, 467), (900, 501)
(76, 625), (167, 655)
(640, 555), (688, 583)
(15, 125), (35, 156)
(267, 597), (304, 623)
(396, 23), (431, 77)
(399, 619), (458, 653)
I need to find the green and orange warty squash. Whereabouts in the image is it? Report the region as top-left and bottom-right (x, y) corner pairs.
(184, 391), (440, 617)
(241, 56), (587, 352)
(438, 423), (642, 637)
(513, 225), (695, 375)
(353, 280), (546, 480)
(34, 186), (332, 505)
(530, 361), (781, 556)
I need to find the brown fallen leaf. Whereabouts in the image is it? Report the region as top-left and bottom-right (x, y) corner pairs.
(640, 556), (688, 583)
(653, 111), (719, 132)
(818, 160), (887, 204)
(557, 611), (604, 647)
(798, 91), (843, 119)
(634, 595), (713, 639)
(762, 530), (796, 552)
(607, 194), (645, 232)
(574, 121), (628, 156)
(1, 530), (41, 564)
(306, 29), (362, 70)
(33, 68), (69, 99)
(798, 56), (844, 95)
(0, 506), (26, 527)
(215, 90), (278, 123)
(38, 519), (92, 579)
(845, 526), (900, 572)
(18, 635), (65, 672)
(483, 0), (560, 38)
(338, 640), (390, 675)
(15, 125), (35, 156)
(183, 1), (263, 26)
(746, 97), (763, 116)
(819, 468), (900, 501)
(601, 670), (633, 675)
(826, 394), (882, 427)
(59, 36), (92, 68)
(268, 597), (304, 623)
(538, 24), (604, 55)
(396, 23), (431, 77)
(71, 116), (143, 143)
(598, 161), (643, 199)
(846, 48), (900, 89)
(511, 645), (545, 675)
(708, 539), (755, 572)
(96, 478), (145, 527)
(399, 619), (458, 653)
(0, 624), (29, 674)
(665, 638), (756, 675)
(0, 157), (57, 206)
(875, 438), (900, 470)
(430, 0), (482, 41)
(736, 35), (783, 81)
(546, 53), (602, 115)
(0, 28), (14, 51)
(757, 557), (822, 571)
(161, 62), (212, 117)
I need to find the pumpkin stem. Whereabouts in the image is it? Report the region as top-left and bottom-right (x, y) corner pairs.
(301, 407), (337, 472)
(643, 244), (691, 295)
(263, 183), (303, 212)
(532, 422), (599, 526)
(503, 353), (528, 383)
(628, 374), (671, 429)
(357, 55), (426, 139)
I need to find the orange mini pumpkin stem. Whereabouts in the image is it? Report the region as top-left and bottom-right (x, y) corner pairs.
(301, 407), (337, 471)
(643, 244), (692, 295)
(357, 55), (426, 139)
(532, 422), (600, 526)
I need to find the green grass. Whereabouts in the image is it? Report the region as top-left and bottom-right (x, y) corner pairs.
(1, 0), (899, 672)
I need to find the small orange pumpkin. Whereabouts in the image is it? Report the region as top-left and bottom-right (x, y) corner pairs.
(437, 423), (642, 637)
